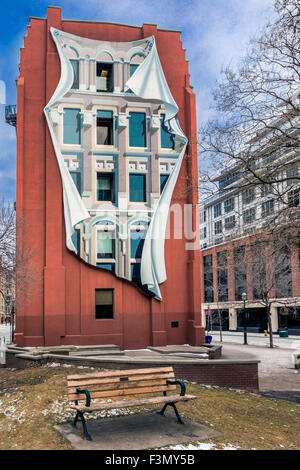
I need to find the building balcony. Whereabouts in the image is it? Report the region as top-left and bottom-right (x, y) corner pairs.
(5, 105), (17, 127)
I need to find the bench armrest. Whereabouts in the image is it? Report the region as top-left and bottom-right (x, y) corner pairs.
(166, 380), (186, 396)
(76, 388), (91, 407)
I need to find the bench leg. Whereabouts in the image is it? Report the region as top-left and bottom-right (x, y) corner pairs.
(157, 403), (168, 416)
(157, 402), (184, 425)
(73, 411), (80, 428)
(169, 403), (184, 425)
(73, 411), (92, 441)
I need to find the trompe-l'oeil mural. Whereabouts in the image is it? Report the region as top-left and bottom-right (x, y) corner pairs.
(44, 28), (187, 300)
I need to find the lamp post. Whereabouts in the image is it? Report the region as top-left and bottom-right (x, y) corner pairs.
(242, 292), (247, 345)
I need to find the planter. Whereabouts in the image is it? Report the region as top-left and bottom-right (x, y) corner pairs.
(278, 330), (288, 338)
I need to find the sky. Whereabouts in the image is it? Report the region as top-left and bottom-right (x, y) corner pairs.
(0, 0), (276, 201)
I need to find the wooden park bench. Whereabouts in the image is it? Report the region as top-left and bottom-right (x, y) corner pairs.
(67, 366), (197, 441)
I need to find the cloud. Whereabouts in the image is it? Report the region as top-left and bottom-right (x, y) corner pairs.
(0, 0), (278, 199)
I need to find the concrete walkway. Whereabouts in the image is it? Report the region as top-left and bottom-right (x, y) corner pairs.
(209, 330), (300, 349)
(0, 325), (11, 344)
(56, 412), (220, 451)
(213, 341), (300, 402)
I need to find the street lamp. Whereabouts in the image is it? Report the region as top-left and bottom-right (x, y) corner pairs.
(241, 292), (247, 345)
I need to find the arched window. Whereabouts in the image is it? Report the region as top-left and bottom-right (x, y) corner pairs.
(95, 220), (116, 272)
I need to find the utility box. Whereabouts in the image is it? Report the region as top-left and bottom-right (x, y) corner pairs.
(292, 350), (300, 370)
(0, 338), (6, 366)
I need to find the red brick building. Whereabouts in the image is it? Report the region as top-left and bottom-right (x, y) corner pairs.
(14, 7), (204, 348)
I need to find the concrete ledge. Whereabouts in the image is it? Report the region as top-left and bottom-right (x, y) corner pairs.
(5, 347), (260, 392)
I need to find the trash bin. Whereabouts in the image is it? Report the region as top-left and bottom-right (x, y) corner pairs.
(205, 335), (212, 344)
(278, 330), (288, 338)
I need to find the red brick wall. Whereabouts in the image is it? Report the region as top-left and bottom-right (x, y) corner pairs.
(15, 7), (205, 348)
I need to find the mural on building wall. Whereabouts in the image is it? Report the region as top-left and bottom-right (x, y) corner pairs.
(44, 28), (187, 300)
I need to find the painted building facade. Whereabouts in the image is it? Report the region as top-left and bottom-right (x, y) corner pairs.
(14, 7), (204, 348)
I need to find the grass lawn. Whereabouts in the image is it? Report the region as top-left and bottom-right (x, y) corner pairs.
(0, 363), (299, 450)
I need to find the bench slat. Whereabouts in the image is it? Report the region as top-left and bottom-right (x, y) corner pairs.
(68, 372), (175, 388)
(68, 384), (177, 401)
(67, 372), (175, 389)
(67, 367), (174, 381)
(68, 378), (176, 395)
(70, 394), (197, 413)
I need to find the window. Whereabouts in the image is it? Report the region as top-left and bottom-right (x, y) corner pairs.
(160, 114), (175, 149)
(261, 200), (274, 218)
(129, 112), (146, 148)
(224, 215), (235, 230)
(71, 228), (80, 256)
(70, 171), (81, 194)
(219, 173), (239, 190)
(217, 251), (228, 302)
(288, 188), (300, 207)
(96, 62), (113, 92)
(275, 248), (292, 298)
(242, 187), (255, 205)
(224, 197), (234, 213)
(214, 203), (222, 218)
(70, 60), (79, 89)
(131, 262), (141, 283)
(261, 184), (273, 197)
(95, 289), (114, 319)
(200, 227), (207, 240)
(130, 64), (139, 77)
(234, 246), (247, 301)
(129, 173), (146, 202)
(243, 208), (256, 224)
(97, 173), (114, 202)
(130, 229), (145, 259)
(214, 220), (222, 235)
(97, 231), (115, 259)
(130, 223), (147, 283)
(63, 108), (81, 145)
(160, 174), (169, 193)
(200, 209), (207, 224)
(203, 255), (213, 302)
(97, 110), (114, 145)
(286, 166), (299, 186)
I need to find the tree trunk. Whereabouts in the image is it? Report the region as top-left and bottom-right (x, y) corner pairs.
(218, 308), (223, 342)
(267, 305), (274, 348)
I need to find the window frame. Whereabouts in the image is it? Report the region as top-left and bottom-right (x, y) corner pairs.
(96, 172), (115, 203)
(128, 111), (147, 149)
(70, 59), (79, 90)
(214, 203), (222, 218)
(95, 224), (116, 272)
(243, 207), (256, 224)
(224, 197), (235, 214)
(96, 110), (114, 146)
(261, 199), (274, 218)
(96, 62), (114, 93)
(95, 288), (114, 320)
(62, 107), (82, 147)
(129, 172), (147, 203)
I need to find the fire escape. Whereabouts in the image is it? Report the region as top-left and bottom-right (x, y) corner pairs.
(5, 105), (17, 127)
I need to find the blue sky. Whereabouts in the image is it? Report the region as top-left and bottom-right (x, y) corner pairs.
(0, 0), (275, 201)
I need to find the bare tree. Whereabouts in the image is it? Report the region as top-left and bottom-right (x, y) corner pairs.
(230, 225), (298, 348)
(198, 0), (300, 226)
(0, 199), (40, 341)
(203, 251), (230, 342)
